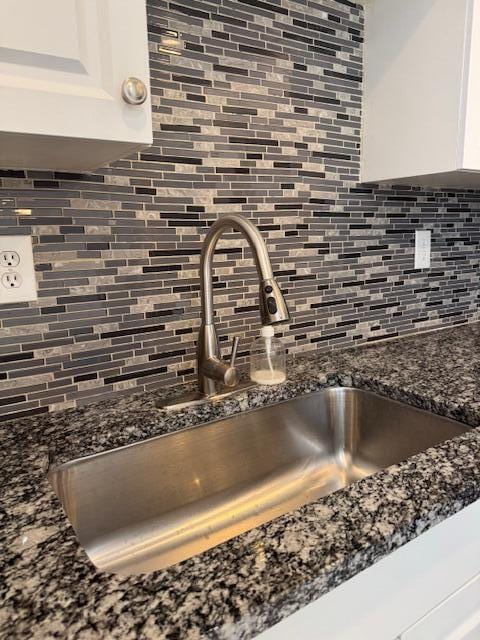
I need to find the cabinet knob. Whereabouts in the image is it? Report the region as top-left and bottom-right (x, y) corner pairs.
(121, 77), (148, 105)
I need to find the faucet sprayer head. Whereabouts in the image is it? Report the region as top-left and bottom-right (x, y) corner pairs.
(259, 278), (290, 325)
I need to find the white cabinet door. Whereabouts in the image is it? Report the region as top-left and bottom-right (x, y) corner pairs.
(0, 0), (152, 170)
(401, 573), (480, 640)
(361, 0), (468, 185)
(460, 0), (480, 172)
(361, 0), (480, 187)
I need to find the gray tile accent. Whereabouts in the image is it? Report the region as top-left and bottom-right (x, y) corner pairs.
(0, 0), (479, 420)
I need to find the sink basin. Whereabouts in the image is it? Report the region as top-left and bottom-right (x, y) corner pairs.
(49, 388), (468, 575)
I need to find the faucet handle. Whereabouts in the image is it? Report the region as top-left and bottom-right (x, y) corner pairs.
(230, 336), (240, 367)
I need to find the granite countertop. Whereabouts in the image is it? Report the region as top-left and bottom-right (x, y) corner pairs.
(2, 323), (480, 639)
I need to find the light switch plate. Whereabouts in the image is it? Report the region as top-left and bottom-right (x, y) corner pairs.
(414, 230), (431, 269)
(0, 235), (37, 304)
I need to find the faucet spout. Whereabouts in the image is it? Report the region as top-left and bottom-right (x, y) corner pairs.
(200, 213), (289, 326)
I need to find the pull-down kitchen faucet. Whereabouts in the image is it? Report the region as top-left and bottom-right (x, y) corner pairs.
(157, 214), (290, 410)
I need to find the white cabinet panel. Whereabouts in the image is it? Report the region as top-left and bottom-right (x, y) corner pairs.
(0, 0), (152, 170)
(361, 0), (467, 184)
(361, 0), (480, 187)
(461, 0), (480, 171)
(401, 573), (480, 640)
(1, 1), (81, 60)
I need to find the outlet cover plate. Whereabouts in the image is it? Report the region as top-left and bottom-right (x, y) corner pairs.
(0, 235), (37, 304)
(414, 229), (431, 269)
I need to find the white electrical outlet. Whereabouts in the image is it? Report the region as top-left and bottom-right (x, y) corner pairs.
(0, 235), (37, 304)
(1, 250), (20, 267)
(414, 229), (431, 269)
(2, 272), (23, 288)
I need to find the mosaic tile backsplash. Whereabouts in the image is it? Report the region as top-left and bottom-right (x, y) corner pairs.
(1, 0), (479, 421)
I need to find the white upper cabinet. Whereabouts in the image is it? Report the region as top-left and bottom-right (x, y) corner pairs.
(361, 0), (480, 187)
(0, 0), (152, 171)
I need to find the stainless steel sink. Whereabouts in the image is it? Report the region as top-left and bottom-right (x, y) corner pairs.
(49, 388), (468, 575)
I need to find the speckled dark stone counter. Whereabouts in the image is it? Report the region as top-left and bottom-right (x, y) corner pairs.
(2, 324), (480, 639)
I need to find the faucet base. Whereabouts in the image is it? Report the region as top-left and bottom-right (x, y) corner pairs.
(156, 381), (257, 412)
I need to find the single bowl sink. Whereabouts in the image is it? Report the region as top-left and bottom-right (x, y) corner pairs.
(49, 388), (468, 575)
